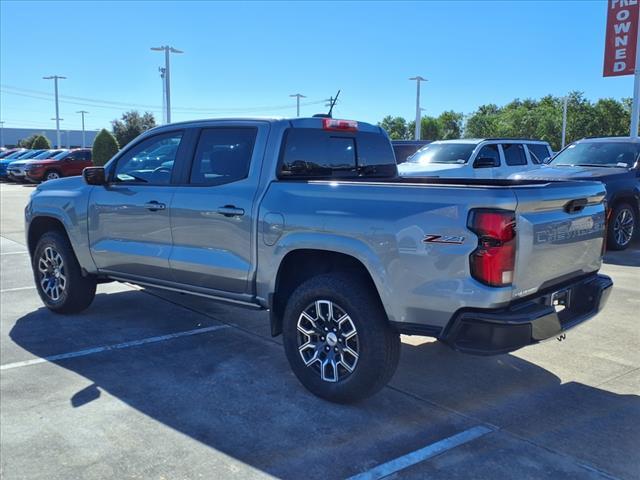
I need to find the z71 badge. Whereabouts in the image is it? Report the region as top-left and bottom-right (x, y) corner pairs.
(423, 234), (465, 245)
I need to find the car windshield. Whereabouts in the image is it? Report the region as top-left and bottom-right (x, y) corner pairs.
(406, 143), (476, 165)
(17, 150), (41, 159)
(33, 150), (64, 159)
(551, 142), (640, 168)
(3, 150), (26, 160)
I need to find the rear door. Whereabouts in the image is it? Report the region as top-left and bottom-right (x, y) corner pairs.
(88, 130), (187, 281)
(168, 122), (268, 295)
(498, 142), (529, 177)
(511, 181), (606, 297)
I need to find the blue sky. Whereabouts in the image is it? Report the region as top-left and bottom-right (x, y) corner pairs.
(0, 0), (633, 131)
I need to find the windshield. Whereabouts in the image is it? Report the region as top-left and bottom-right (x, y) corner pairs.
(3, 150), (26, 160)
(406, 143), (476, 165)
(551, 142), (639, 168)
(51, 150), (71, 160)
(17, 150), (42, 159)
(33, 150), (64, 160)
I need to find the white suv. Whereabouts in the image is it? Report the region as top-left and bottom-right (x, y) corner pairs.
(398, 138), (553, 179)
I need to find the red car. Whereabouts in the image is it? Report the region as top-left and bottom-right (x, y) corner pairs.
(25, 149), (93, 182)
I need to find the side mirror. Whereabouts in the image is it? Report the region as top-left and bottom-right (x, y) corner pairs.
(473, 157), (498, 168)
(83, 166), (106, 185)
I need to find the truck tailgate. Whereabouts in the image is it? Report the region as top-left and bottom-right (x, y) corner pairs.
(512, 181), (606, 298)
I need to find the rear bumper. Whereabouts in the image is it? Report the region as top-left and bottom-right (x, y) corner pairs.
(442, 273), (613, 355)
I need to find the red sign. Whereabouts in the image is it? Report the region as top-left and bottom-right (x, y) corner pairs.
(604, 0), (640, 77)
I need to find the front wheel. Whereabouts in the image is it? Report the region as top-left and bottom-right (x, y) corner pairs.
(608, 203), (636, 251)
(282, 273), (400, 403)
(32, 231), (96, 313)
(44, 170), (62, 181)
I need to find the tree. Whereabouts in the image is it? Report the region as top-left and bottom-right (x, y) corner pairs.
(17, 134), (39, 148)
(437, 111), (463, 139)
(31, 135), (52, 149)
(92, 129), (119, 166)
(111, 111), (156, 147)
(379, 116), (410, 140)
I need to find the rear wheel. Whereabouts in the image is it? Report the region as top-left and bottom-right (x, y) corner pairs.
(32, 231), (96, 313)
(608, 203), (636, 251)
(44, 170), (62, 181)
(282, 272), (400, 403)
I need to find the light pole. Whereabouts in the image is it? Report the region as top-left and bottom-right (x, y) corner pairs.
(76, 110), (88, 148)
(289, 93), (306, 117)
(151, 46), (183, 123)
(409, 76), (427, 140)
(561, 96), (568, 149)
(159, 67), (166, 123)
(43, 75), (66, 147)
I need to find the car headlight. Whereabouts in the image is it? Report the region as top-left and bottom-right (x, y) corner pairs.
(27, 164), (42, 169)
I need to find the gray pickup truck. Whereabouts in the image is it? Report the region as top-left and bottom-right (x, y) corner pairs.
(25, 117), (613, 402)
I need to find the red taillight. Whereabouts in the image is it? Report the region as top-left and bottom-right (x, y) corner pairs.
(322, 118), (358, 132)
(468, 209), (516, 287)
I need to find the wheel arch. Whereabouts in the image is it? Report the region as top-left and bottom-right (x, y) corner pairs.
(28, 216), (72, 257)
(269, 248), (389, 337)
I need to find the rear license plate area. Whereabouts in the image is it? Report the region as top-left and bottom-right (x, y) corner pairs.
(550, 288), (571, 313)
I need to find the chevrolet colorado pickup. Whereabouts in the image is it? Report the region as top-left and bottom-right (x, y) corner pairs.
(26, 117), (613, 402)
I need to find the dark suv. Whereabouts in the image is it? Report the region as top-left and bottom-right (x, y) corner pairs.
(514, 137), (639, 250)
(25, 148), (93, 182)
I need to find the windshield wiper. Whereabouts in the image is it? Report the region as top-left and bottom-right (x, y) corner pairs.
(572, 163), (624, 168)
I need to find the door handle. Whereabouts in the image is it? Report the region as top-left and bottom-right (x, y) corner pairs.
(144, 201), (166, 211)
(216, 205), (245, 217)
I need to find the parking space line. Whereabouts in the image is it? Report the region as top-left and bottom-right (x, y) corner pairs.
(1, 286), (36, 293)
(0, 251), (28, 256)
(0, 325), (229, 371)
(346, 425), (495, 480)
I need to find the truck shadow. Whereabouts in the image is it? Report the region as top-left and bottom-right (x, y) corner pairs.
(8, 292), (640, 480)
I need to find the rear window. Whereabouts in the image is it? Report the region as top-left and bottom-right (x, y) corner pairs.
(279, 128), (396, 178)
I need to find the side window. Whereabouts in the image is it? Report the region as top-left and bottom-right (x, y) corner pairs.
(190, 128), (257, 186)
(502, 143), (527, 166)
(474, 144), (500, 167)
(113, 131), (182, 185)
(527, 144), (551, 164)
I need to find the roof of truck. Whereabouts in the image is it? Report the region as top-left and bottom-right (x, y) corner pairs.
(148, 117), (382, 134)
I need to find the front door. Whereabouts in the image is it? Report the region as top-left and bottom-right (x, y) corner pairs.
(88, 130), (185, 281)
(471, 144), (500, 179)
(169, 124), (266, 294)
(65, 150), (92, 176)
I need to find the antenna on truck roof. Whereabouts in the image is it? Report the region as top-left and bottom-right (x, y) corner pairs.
(312, 90), (341, 118)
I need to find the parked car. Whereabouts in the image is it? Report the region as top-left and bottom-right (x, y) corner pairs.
(391, 140), (431, 164)
(398, 138), (553, 178)
(26, 117), (612, 403)
(0, 149), (28, 179)
(7, 150), (66, 181)
(512, 137), (640, 250)
(25, 148), (92, 182)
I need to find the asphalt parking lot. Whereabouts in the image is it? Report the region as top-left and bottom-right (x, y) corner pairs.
(0, 181), (638, 480)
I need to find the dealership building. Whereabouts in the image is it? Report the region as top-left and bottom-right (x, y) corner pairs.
(0, 127), (98, 149)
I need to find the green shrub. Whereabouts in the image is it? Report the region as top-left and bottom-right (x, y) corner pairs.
(17, 134), (38, 148)
(30, 135), (52, 149)
(92, 129), (119, 166)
